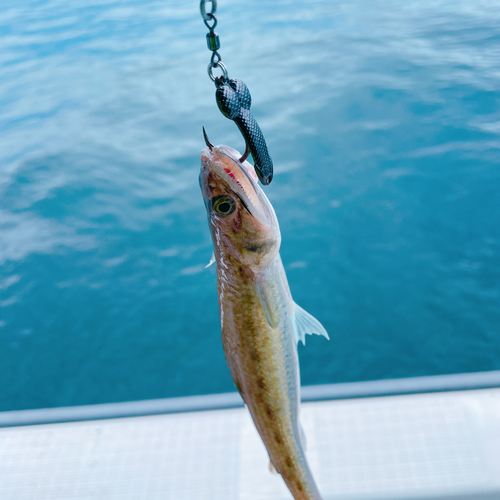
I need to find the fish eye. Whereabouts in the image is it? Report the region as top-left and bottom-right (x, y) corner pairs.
(211, 195), (236, 217)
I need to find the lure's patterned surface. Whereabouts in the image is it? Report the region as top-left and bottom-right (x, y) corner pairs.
(215, 78), (274, 185)
(200, 144), (328, 500)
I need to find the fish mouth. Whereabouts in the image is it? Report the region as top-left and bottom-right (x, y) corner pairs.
(201, 145), (276, 228)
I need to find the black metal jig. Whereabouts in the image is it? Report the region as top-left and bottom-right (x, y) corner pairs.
(215, 78), (273, 185)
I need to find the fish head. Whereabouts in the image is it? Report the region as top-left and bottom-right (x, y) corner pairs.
(200, 145), (280, 272)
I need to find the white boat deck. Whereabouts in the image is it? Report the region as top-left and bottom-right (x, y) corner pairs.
(1, 385), (499, 500)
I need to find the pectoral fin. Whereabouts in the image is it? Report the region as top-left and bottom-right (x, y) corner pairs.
(256, 281), (279, 329)
(293, 303), (329, 345)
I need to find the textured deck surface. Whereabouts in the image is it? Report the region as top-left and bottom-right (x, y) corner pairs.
(1, 388), (499, 500)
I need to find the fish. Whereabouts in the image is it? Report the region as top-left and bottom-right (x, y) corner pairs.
(199, 136), (329, 500)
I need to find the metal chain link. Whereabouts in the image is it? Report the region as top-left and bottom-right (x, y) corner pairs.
(200, 0), (228, 83)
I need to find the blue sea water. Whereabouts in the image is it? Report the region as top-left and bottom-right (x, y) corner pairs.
(0, 0), (499, 412)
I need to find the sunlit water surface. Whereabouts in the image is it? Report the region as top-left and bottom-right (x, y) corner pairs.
(1, 0), (499, 411)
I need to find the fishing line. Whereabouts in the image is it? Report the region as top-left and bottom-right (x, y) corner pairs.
(200, 0), (274, 185)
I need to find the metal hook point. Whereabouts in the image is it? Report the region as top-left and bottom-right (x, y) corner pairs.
(202, 126), (214, 150)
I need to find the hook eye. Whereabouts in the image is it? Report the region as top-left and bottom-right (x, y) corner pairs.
(208, 61), (228, 82)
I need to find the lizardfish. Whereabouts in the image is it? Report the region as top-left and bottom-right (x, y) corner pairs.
(200, 139), (329, 500)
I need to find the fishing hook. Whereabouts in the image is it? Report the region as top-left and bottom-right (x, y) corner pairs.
(202, 126), (214, 150)
(203, 125), (248, 162)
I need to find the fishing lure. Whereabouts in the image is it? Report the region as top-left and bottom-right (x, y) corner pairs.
(200, 0), (273, 185)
